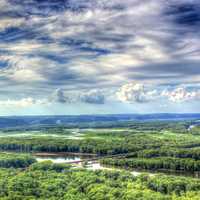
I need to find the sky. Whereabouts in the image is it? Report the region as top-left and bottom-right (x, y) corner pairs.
(0, 0), (200, 115)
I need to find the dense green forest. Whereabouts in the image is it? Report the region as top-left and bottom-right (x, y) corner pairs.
(0, 159), (200, 199)
(0, 121), (199, 199)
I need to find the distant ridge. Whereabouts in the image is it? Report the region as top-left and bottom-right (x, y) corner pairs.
(0, 113), (199, 129)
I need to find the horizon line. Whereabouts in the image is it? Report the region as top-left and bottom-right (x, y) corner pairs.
(0, 113), (200, 117)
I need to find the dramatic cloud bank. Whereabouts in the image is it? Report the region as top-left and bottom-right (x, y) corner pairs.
(0, 0), (199, 114)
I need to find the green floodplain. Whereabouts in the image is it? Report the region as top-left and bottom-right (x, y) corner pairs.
(0, 120), (200, 199)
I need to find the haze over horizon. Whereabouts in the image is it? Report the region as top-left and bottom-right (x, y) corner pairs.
(0, 0), (200, 115)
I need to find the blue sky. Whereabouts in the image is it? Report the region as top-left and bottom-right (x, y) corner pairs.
(0, 0), (200, 115)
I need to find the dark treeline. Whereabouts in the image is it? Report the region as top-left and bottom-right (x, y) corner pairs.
(101, 157), (200, 172)
(128, 148), (200, 160)
(0, 118), (194, 132)
(0, 136), (164, 155)
(0, 137), (129, 155)
(0, 132), (200, 156)
(0, 153), (36, 168)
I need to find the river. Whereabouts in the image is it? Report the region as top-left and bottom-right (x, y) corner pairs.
(34, 153), (200, 178)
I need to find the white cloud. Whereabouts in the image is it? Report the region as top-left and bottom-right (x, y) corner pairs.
(10, 68), (44, 82)
(0, 40), (67, 55)
(80, 90), (105, 104)
(0, 0), (12, 12)
(50, 89), (72, 103)
(2, 56), (47, 82)
(0, 18), (26, 32)
(116, 83), (157, 103)
(49, 89), (105, 104)
(116, 83), (200, 104)
(161, 87), (200, 102)
(0, 98), (48, 108)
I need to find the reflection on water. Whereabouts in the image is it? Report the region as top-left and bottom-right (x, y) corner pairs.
(34, 154), (200, 178)
(0, 129), (84, 139)
(35, 155), (157, 177)
(35, 153), (94, 164)
(86, 162), (116, 171)
(36, 156), (81, 163)
(35, 155), (124, 172)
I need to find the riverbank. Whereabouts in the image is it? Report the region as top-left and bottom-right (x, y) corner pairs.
(33, 152), (97, 157)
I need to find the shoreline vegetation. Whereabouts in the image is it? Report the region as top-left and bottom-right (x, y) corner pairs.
(33, 152), (97, 156)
